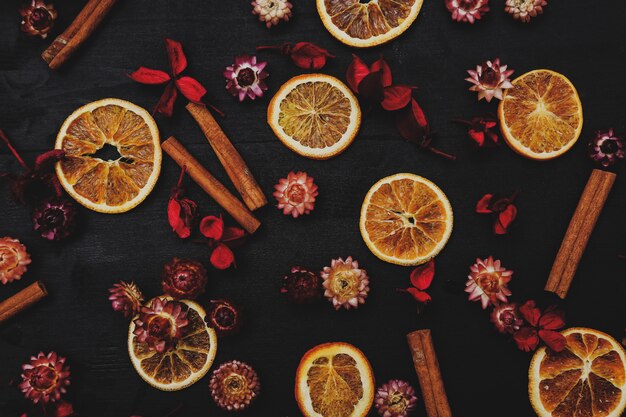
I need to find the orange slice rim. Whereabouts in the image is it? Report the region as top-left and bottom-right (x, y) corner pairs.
(316, 0), (424, 48)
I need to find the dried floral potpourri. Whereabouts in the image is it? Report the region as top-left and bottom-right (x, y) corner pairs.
(465, 256), (513, 309)
(321, 257), (370, 310)
(224, 55), (269, 102)
(476, 191), (518, 234)
(209, 360), (260, 411)
(273, 171), (318, 218)
(0, 237), (31, 285)
(465, 58), (514, 102)
(108, 281), (144, 318)
(199, 215), (246, 269)
(20, 352), (70, 404)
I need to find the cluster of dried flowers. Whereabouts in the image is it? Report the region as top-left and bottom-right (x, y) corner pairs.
(346, 55), (455, 160)
(1, 130), (76, 241)
(445, 0), (548, 24)
(465, 256), (566, 352)
(281, 256), (370, 310)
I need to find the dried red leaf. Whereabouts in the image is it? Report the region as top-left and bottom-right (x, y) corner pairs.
(128, 67), (171, 85)
(381, 85), (413, 111)
(221, 226), (245, 243)
(539, 329), (567, 352)
(199, 215), (224, 240)
(405, 287), (432, 303)
(454, 116), (499, 147)
(494, 204), (517, 234)
(154, 83), (178, 117)
(165, 38), (187, 76)
(396, 99), (429, 143)
(289, 42), (334, 70)
(53, 401), (76, 417)
(475, 194), (494, 213)
(539, 308), (566, 330)
(175, 76), (206, 104)
(167, 195), (197, 239)
(210, 243), (235, 269)
(370, 56), (392, 87)
(516, 301), (567, 352)
(514, 327), (540, 352)
(519, 300), (541, 327)
(357, 71), (385, 102)
(410, 259), (435, 290)
(476, 192), (518, 234)
(346, 54), (371, 93)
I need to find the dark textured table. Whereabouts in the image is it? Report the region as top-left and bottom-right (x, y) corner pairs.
(1, 1), (625, 416)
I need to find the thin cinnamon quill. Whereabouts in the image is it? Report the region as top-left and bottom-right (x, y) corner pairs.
(0, 281), (48, 324)
(186, 103), (267, 211)
(407, 329), (452, 417)
(545, 169), (616, 298)
(42, 0), (119, 70)
(162, 136), (261, 234)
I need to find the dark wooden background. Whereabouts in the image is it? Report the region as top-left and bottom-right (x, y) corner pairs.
(1, 1), (625, 416)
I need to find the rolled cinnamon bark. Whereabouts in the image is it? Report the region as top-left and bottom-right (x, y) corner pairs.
(0, 281), (48, 324)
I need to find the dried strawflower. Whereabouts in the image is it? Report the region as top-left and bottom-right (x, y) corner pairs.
(0, 237), (31, 285)
(20, 352), (70, 404)
(453, 116), (499, 147)
(108, 281), (144, 318)
(476, 191), (518, 234)
(280, 266), (322, 304)
(32, 198), (76, 241)
(205, 299), (242, 336)
(251, 0), (292, 28)
(162, 258), (208, 300)
(321, 257), (370, 310)
(199, 215), (246, 269)
(465, 256), (513, 309)
(505, 0), (547, 23)
(466, 58), (514, 102)
(133, 298), (189, 353)
(374, 379), (418, 417)
(398, 260), (435, 312)
(490, 303), (523, 334)
(209, 360), (260, 411)
(588, 129), (624, 167)
(224, 55), (268, 102)
(445, 0), (490, 24)
(167, 167), (197, 239)
(256, 42), (334, 70)
(129, 39), (217, 117)
(19, 0), (57, 39)
(273, 171), (319, 218)
(513, 301), (566, 352)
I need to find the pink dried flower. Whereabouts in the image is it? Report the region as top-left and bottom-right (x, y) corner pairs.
(133, 298), (189, 353)
(505, 0), (547, 23)
(162, 258), (208, 300)
(251, 0), (292, 28)
(273, 171), (318, 218)
(108, 281), (144, 318)
(210, 360), (260, 411)
(465, 58), (514, 102)
(490, 303), (523, 334)
(588, 129), (624, 167)
(19, 0), (57, 39)
(19, 352), (70, 404)
(224, 55), (268, 101)
(321, 257), (370, 310)
(0, 237), (31, 285)
(445, 0), (490, 24)
(374, 379), (418, 417)
(465, 256), (513, 309)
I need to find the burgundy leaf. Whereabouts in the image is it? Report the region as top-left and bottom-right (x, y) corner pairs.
(538, 330), (567, 352)
(175, 76), (206, 104)
(396, 100), (429, 143)
(199, 215), (224, 240)
(514, 327), (540, 352)
(129, 67), (171, 84)
(210, 243), (235, 270)
(346, 54), (370, 93)
(519, 300), (541, 327)
(475, 194), (494, 214)
(370, 57), (392, 87)
(409, 259), (435, 290)
(221, 226), (246, 243)
(539, 309), (566, 331)
(494, 204), (517, 234)
(33, 149), (65, 172)
(405, 287), (431, 303)
(289, 42), (334, 70)
(381, 85), (413, 111)
(358, 71), (385, 103)
(410, 98), (428, 129)
(165, 38), (187, 76)
(154, 83), (178, 117)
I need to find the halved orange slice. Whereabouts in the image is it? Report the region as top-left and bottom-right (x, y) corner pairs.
(360, 173), (453, 266)
(268, 74), (361, 160)
(316, 0), (424, 48)
(498, 69), (583, 160)
(128, 298), (217, 391)
(55, 98), (161, 213)
(529, 327), (626, 417)
(295, 342), (374, 417)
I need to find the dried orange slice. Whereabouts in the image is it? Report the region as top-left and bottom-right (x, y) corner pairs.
(498, 69), (583, 160)
(128, 298), (217, 391)
(55, 98), (161, 213)
(316, 0), (423, 48)
(295, 342), (374, 417)
(360, 173), (453, 266)
(529, 327), (626, 417)
(268, 74), (361, 160)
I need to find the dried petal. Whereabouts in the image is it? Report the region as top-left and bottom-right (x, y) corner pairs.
(409, 260), (434, 291)
(370, 57), (392, 87)
(381, 85), (413, 111)
(175, 76), (206, 104)
(494, 204), (517, 234)
(405, 287), (431, 303)
(519, 300), (541, 327)
(539, 329), (567, 352)
(200, 215), (224, 241)
(128, 67), (171, 85)
(154, 83), (178, 117)
(475, 194), (494, 213)
(514, 327), (540, 352)
(539, 308), (566, 330)
(210, 244), (235, 270)
(221, 226), (245, 243)
(346, 54), (371, 93)
(165, 38), (188, 76)
(289, 42), (334, 70)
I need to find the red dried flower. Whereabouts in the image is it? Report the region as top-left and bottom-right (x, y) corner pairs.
(476, 191), (518, 234)
(32, 198), (77, 241)
(398, 260), (435, 308)
(453, 116), (499, 147)
(588, 129), (624, 167)
(108, 281), (144, 318)
(224, 55), (269, 102)
(490, 302), (523, 334)
(52, 401), (75, 417)
(199, 215), (246, 270)
(280, 266), (322, 304)
(129, 39), (216, 117)
(257, 42), (334, 70)
(19, 0), (57, 39)
(133, 298), (189, 353)
(209, 360), (260, 411)
(167, 167), (197, 239)
(205, 299), (242, 336)
(19, 352), (70, 404)
(162, 258), (208, 300)
(513, 301), (566, 352)
(445, 0), (490, 24)
(273, 171), (318, 218)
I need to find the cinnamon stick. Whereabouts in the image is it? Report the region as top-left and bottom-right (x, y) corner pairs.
(407, 329), (452, 417)
(162, 136), (261, 234)
(0, 281), (48, 324)
(545, 169), (616, 298)
(42, 0), (119, 70)
(186, 103), (267, 211)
